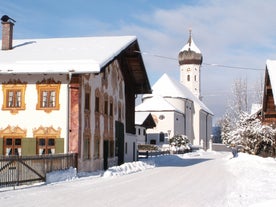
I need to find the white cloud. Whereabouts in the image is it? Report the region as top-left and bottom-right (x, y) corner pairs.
(2, 0), (276, 121)
(118, 0), (276, 121)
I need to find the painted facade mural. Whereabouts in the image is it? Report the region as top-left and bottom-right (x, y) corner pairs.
(0, 74), (67, 156)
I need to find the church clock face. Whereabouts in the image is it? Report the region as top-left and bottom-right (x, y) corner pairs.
(186, 68), (191, 72)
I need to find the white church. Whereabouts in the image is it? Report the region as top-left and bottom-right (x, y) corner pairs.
(135, 31), (213, 150)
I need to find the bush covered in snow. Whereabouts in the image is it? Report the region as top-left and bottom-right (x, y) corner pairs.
(222, 112), (276, 157)
(169, 134), (192, 153)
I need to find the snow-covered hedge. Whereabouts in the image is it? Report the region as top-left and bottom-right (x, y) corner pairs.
(222, 112), (276, 157)
(138, 144), (159, 151)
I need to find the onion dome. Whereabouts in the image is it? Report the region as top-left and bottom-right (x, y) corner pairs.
(178, 29), (203, 65)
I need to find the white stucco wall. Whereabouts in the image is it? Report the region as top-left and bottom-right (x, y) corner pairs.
(199, 110), (213, 150)
(146, 111), (185, 146)
(125, 133), (137, 162)
(192, 103), (201, 146)
(0, 74), (69, 152)
(136, 126), (146, 145)
(180, 64), (201, 99)
(185, 100), (194, 144)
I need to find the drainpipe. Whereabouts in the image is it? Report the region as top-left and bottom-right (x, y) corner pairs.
(67, 71), (73, 153)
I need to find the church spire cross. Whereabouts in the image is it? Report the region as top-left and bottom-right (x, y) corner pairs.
(188, 28), (192, 47)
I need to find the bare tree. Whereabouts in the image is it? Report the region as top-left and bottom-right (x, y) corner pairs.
(252, 73), (264, 105)
(219, 75), (266, 152)
(226, 77), (249, 125)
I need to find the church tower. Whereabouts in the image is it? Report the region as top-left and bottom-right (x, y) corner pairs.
(178, 30), (203, 100)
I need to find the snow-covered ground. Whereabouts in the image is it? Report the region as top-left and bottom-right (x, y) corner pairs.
(0, 150), (276, 207)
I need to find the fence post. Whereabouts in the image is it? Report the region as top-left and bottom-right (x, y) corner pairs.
(74, 153), (78, 171)
(16, 156), (20, 187)
(209, 138), (213, 151)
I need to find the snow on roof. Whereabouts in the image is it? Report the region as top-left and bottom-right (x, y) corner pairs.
(266, 59), (276, 104)
(179, 37), (201, 54)
(135, 111), (151, 125)
(0, 36), (137, 73)
(136, 95), (181, 113)
(250, 103), (262, 115)
(150, 73), (213, 115)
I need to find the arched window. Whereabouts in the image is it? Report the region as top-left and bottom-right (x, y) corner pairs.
(160, 132), (165, 142)
(187, 75), (190, 82)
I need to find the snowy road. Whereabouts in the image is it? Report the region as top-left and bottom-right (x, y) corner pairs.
(0, 151), (234, 207)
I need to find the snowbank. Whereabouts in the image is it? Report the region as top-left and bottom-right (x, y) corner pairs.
(46, 167), (77, 184)
(226, 153), (276, 206)
(103, 161), (155, 177)
(45, 160), (155, 183)
(1, 151), (276, 207)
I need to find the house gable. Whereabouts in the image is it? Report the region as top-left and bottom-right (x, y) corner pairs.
(262, 60), (276, 124)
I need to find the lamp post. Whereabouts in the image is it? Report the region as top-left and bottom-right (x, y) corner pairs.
(167, 130), (171, 144)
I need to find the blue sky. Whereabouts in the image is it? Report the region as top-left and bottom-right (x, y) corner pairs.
(1, 0), (276, 123)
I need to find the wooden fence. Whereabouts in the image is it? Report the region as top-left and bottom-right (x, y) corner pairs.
(0, 153), (78, 188)
(138, 150), (170, 159)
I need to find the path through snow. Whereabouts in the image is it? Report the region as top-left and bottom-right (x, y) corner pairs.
(0, 150), (276, 207)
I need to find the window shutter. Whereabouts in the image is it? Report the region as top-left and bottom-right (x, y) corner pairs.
(0, 138), (3, 155)
(55, 138), (64, 154)
(21, 138), (36, 155)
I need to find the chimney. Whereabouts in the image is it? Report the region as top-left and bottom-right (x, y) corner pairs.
(2, 21), (14, 50)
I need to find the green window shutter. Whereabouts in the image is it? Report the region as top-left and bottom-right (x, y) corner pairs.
(0, 138), (3, 155)
(22, 138), (36, 156)
(55, 138), (64, 154)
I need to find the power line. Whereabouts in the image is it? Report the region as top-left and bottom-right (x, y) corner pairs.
(202, 63), (263, 71)
(135, 51), (264, 71)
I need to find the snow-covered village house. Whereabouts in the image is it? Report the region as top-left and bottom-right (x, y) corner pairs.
(262, 60), (276, 126)
(0, 19), (151, 171)
(135, 112), (156, 145)
(136, 31), (213, 150)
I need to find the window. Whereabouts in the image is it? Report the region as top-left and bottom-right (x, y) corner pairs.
(83, 136), (90, 159)
(160, 132), (165, 142)
(85, 93), (90, 111)
(33, 126), (61, 155)
(94, 138), (100, 159)
(8, 90), (21, 107)
(104, 99), (108, 115)
(118, 102), (122, 121)
(36, 79), (61, 113)
(37, 137), (55, 155)
(125, 142), (127, 154)
(159, 114), (165, 120)
(187, 75), (190, 82)
(0, 125), (26, 155)
(41, 90), (56, 107)
(109, 102), (113, 116)
(109, 140), (114, 157)
(2, 81), (26, 114)
(95, 96), (100, 113)
(4, 137), (22, 156)
(194, 75), (197, 81)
